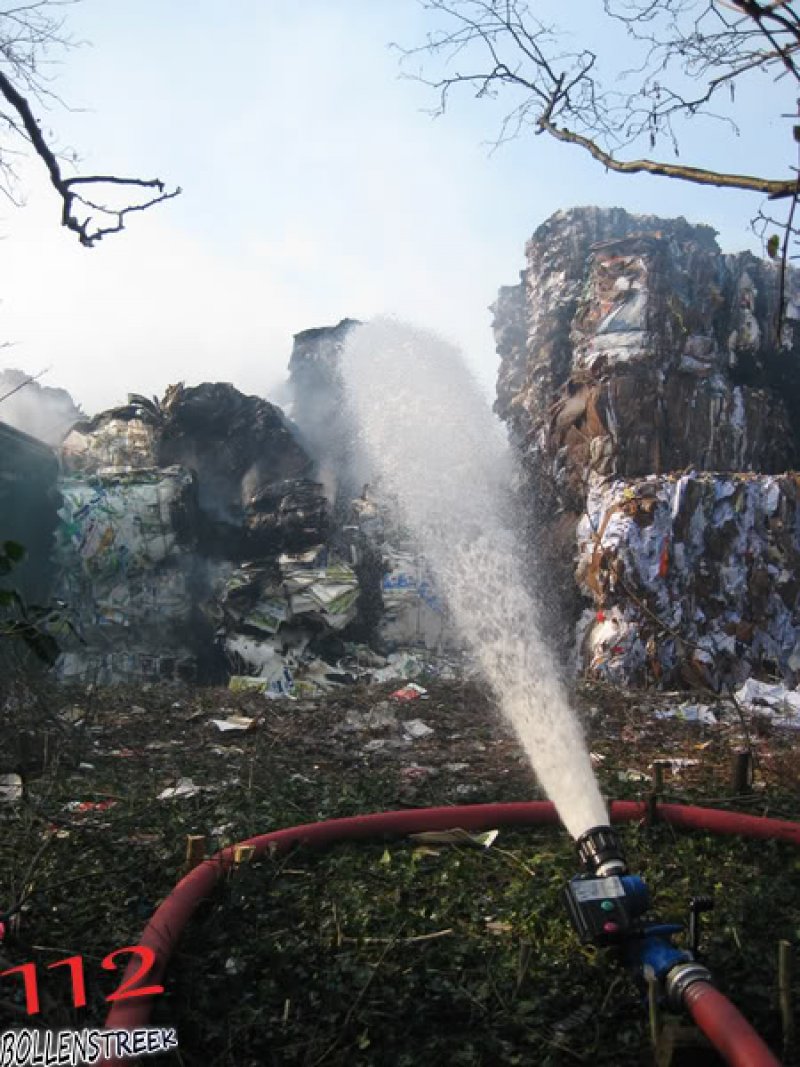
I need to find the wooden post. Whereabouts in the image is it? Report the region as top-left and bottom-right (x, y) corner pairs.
(233, 844), (256, 865)
(648, 971), (662, 1050)
(779, 939), (794, 1058)
(185, 834), (206, 871)
(732, 750), (752, 794)
(647, 761), (668, 825)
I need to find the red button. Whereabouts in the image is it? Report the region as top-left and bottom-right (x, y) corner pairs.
(603, 921), (619, 934)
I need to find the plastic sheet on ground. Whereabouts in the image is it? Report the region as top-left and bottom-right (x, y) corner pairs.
(402, 718), (434, 739)
(391, 683), (428, 702)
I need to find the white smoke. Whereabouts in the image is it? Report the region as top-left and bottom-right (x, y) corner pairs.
(0, 369), (82, 445)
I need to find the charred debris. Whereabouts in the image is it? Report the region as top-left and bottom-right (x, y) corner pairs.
(1, 325), (459, 695)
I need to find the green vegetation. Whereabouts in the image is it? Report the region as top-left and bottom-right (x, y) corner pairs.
(1, 680), (798, 1064)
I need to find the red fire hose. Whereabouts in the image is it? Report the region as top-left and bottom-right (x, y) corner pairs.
(102, 800), (799, 1065)
(684, 981), (782, 1067)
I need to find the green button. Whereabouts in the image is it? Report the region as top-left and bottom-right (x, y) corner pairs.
(600, 900), (614, 912)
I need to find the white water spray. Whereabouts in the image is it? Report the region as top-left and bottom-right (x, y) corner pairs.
(342, 318), (607, 839)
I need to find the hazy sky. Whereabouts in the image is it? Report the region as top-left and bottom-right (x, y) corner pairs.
(0, 1), (790, 415)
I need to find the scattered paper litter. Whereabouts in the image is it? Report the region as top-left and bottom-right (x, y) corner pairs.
(650, 758), (700, 774)
(402, 718), (434, 739)
(210, 715), (257, 733)
(409, 828), (498, 849)
(363, 738), (390, 752)
(158, 778), (202, 800)
(617, 768), (651, 782)
(653, 703), (717, 725)
(209, 744), (244, 757)
(0, 774), (23, 805)
(390, 683), (428, 702)
(343, 705), (397, 731)
(400, 764), (435, 781)
(734, 678), (800, 724)
(64, 799), (116, 814)
(59, 706), (86, 725)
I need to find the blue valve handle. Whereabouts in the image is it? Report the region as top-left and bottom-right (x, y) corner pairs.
(624, 925), (693, 982)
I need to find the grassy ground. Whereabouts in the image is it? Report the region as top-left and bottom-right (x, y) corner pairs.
(1, 676), (799, 1065)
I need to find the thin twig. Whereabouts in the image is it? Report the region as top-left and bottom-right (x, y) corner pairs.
(0, 366), (50, 406)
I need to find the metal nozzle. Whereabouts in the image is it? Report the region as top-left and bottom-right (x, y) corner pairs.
(575, 825), (627, 876)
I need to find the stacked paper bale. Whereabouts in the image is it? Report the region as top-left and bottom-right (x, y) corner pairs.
(576, 472), (800, 688)
(493, 206), (800, 685)
(54, 466), (201, 684)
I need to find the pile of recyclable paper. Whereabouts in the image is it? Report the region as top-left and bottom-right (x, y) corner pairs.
(576, 471), (800, 689)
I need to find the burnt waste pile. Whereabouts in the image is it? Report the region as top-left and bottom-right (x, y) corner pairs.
(8, 329), (461, 693)
(56, 382), (328, 688)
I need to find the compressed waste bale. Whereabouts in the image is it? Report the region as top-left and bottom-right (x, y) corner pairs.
(493, 207), (800, 511)
(492, 207), (800, 681)
(576, 471), (800, 689)
(53, 466), (203, 682)
(56, 466), (196, 574)
(61, 395), (161, 473)
(56, 649), (198, 685)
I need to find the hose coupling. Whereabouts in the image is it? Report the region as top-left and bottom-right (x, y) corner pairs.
(665, 961), (713, 1011)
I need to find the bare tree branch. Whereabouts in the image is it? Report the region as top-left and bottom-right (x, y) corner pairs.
(0, 1), (180, 245)
(405, 0), (800, 316)
(0, 364), (48, 405)
(537, 113), (796, 195)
